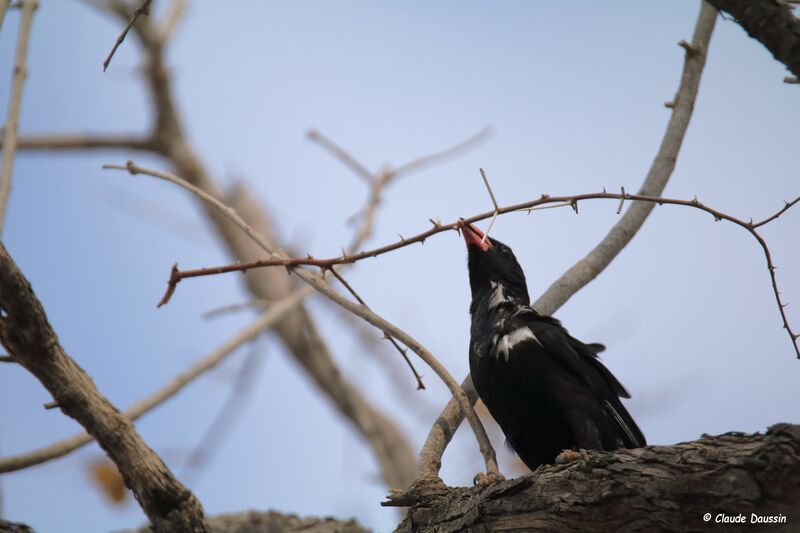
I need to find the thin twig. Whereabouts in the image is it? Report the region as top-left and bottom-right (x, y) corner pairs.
(0, 288), (311, 474)
(392, 126), (492, 179)
(202, 300), (268, 320)
(0, 355), (14, 363)
(102, 0), (153, 72)
(306, 129), (374, 183)
(0, 0), (37, 235)
(329, 267), (425, 390)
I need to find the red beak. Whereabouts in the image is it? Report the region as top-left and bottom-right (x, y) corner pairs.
(458, 218), (493, 251)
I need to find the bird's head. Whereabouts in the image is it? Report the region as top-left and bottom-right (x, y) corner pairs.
(458, 218), (530, 305)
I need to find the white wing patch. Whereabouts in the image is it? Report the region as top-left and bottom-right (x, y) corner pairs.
(488, 281), (508, 309)
(492, 326), (542, 362)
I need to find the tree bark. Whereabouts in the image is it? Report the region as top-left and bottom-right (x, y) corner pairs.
(392, 424), (800, 532)
(706, 0), (800, 78)
(0, 243), (207, 532)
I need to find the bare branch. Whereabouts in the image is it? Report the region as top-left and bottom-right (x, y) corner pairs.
(0, 242), (206, 532)
(0, 0), (37, 235)
(392, 126), (492, 179)
(0, 287), (311, 474)
(4, 133), (159, 152)
(202, 300), (268, 320)
(104, 160), (503, 479)
(103, 0), (153, 72)
(306, 129), (374, 183)
(0, 0), (12, 31)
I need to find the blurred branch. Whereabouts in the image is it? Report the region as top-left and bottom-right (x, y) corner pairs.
(411, 0), (718, 487)
(392, 127), (492, 179)
(0, 0), (36, 236)
(0, 242), (206, 532)
(0, 0), (11, 31)
(157, 0), (186, 42)
(0, 288), (310, 474)
(102, 0), (152, 71)
(2, 133), (159, 152)
(180, 341), (265, 481)
(105, 160), (503, 480)
(705, 0), (800, 78)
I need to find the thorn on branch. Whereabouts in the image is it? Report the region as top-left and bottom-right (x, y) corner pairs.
(43, 401), (59, 410)
(157, 262), (181, 308)
(664, 100), (675, 109)
(570, 200), (579, 214)
(784, 77), (799, 84)
(616, 187), (626, 215)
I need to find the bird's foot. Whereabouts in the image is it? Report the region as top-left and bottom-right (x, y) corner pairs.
(555, 449), (582, 464)
(473, 471), (505, 487)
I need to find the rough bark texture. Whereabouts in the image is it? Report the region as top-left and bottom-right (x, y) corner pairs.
(706, 0), (800, 78)
(0, 243), (207, 533)
(393, 424), (800, 533)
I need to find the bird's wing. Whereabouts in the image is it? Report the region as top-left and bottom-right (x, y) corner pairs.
(521, 311), (646, 448)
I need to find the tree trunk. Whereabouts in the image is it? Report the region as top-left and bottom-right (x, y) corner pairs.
(392, 424), (800, 532)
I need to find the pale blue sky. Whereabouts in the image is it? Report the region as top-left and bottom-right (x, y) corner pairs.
(0, 2), (798, 532)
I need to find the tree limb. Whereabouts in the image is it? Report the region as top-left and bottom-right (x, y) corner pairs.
(0, 242), (206, 532)
(391, 424), (800, 532)
(412, 0), (718, 485)
(706, 0), (800, 78)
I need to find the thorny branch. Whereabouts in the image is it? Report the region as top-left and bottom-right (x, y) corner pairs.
(129, 164), (798, 359)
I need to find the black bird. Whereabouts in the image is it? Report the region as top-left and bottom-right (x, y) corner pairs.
(459, 219), (645, 471)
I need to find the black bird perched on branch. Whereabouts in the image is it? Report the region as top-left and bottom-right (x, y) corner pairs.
(459, 219), (645, 470)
